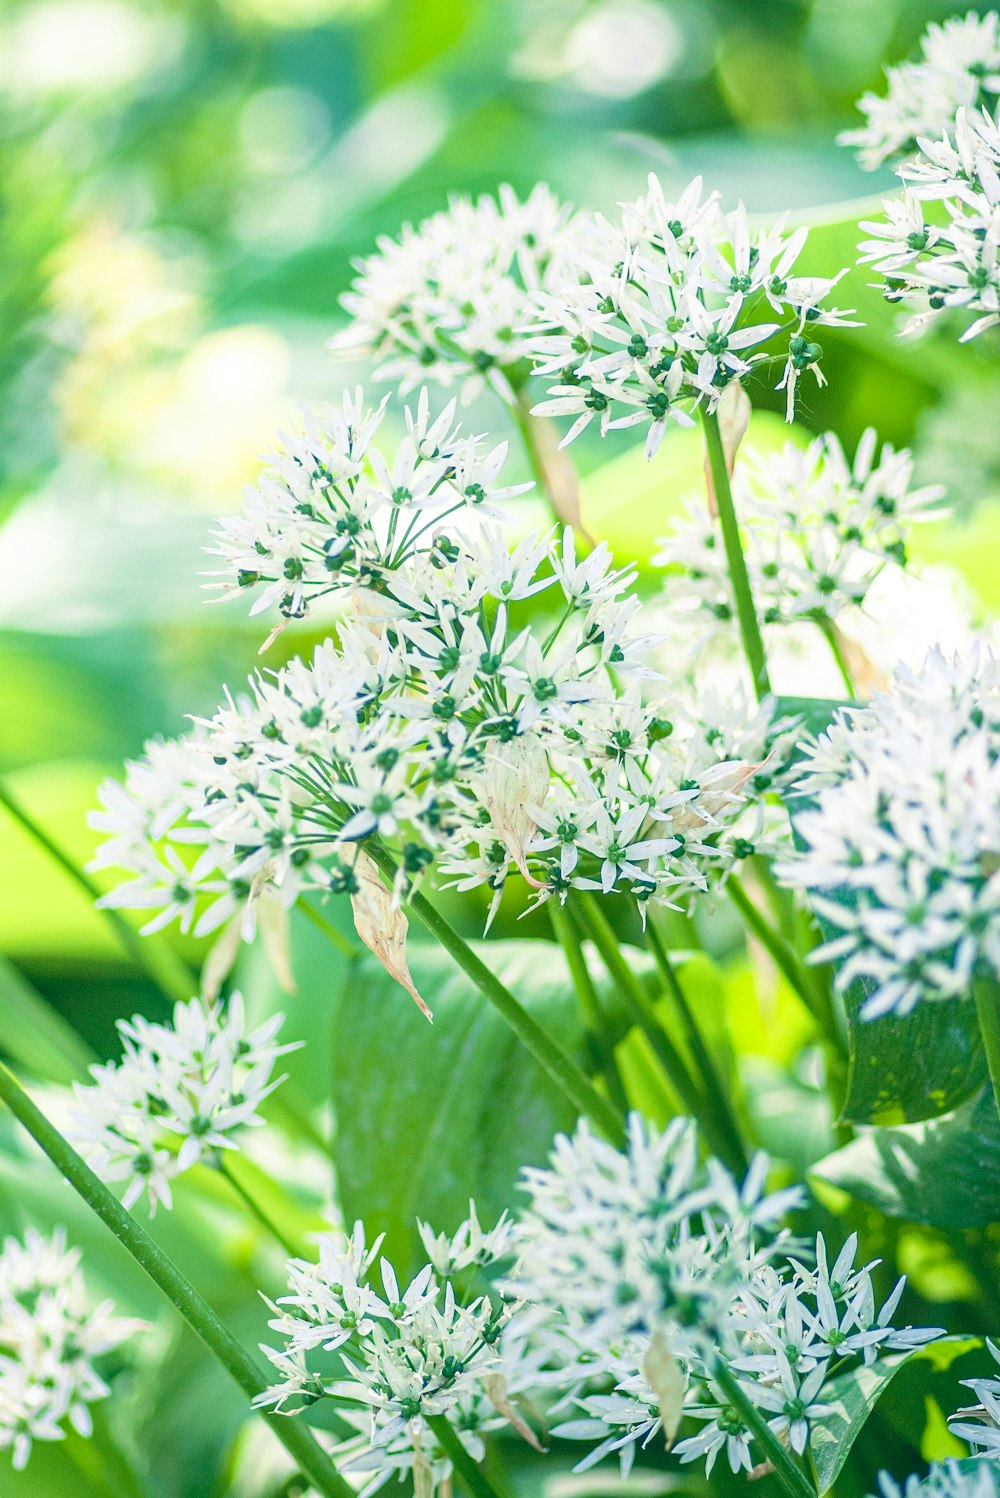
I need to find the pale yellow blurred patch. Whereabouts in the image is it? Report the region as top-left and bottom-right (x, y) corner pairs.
(50, 222), (292, 498)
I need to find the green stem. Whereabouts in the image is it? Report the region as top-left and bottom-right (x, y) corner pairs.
(728, 877), (845, 1058)
(818, 617), (857, 698)
(425, 1413), (508, 1498)
(574, 894), (746, 1173)
(549, 901), (630, 1116)
(513, 392), (563, 530)
(0, 779), (194, 1005)
(701, 408), (771, 700)
(973, 975), (1000, 1127)
(712, 1360), (816, 1498)
(643, 919), (747, 1169)
(0, 1060), (353, 1498)
(366, 846), (626, 1145)
(217, 1155), (301, 1258)
(298, 897), (360, 958)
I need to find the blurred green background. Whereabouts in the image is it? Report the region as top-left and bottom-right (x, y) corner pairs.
(2, 4), (1000, 1491)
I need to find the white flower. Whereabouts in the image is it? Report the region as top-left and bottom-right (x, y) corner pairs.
(841, 12), (1000, 168)
(513, 1116), (939, 1481)
(877, 1461), (1000, 1498)
(780, 644), (1000, 1017)
(951, 1339), (1000, 1456)
(334, 183), (581, 403)
(257, 1208), (536, 1494)
(0, 1229), (141, 1472)
(528, 175), (855, 447)
(655, 427), (944, 636)
(859, 106), (1000, 342)
(68, 994), (295, 1213)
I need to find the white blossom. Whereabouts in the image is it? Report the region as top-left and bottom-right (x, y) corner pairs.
(67, 994), (295, 1213)
(0, 1229), (141, 1472)
(528, 173), (856, 450)
(780, 644), (1000, 1017)
(333, 184), (581, 403)
(841, 11), (1000, 168)
(859, 106), (1000, 341)
(655, 428), (943, 636)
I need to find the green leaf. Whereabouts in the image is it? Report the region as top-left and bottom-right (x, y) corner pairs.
(838, 979), (986, 1126)
(810, 1345), (970, 1496)
(812, 1086), (1000, 1228)
(330, 938), (596, 1273)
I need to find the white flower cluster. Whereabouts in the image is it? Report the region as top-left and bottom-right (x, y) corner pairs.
(68, 994), (294, 1214)
(205, 387), (531, 625)
(877, 1462), (1000, 1498)
(654, 428), (942, 637)
(860, 105), (1000, 342)
(951, 1338), (1000, 1456)
(529, 173), (857, 450)
(0, 1228), (140, 1472)
(841, 10), (1000, 168)
(781, 645), (1000, 1018)
(334, 184), (580, 404)
(93, 388), (766, 946)
(256, 1211), (530, 1497)
(511, 1115), (939, 1481)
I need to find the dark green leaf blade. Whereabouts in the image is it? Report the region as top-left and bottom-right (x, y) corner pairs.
(813, 1085), (1000, 1228)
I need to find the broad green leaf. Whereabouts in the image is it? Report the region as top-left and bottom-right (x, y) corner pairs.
(330, 939), (598, 1273)
(812, 1086), (1000, 1228)
(810, 1354), (910, 1496)
(838, 979), (985, 1126)
(809, 1343), (975, 1496)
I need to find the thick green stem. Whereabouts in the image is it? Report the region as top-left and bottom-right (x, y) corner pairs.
(425, 1413), (508, 1498)
(701, 408), (771, 700)
(549, 901), (630, 1116)
(643, 919), (747, 1169)
(0, 780), (194, 1005)
(973, 975), (1000, 1126)
(712, 1360), (816, 1498)
(574, 894), (746, 1173)
(0, 1061), (353, 1498)
(367, 847), (626, 1145)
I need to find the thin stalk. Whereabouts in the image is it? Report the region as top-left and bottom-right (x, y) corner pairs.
(0, 1061), (353, 1498)
(701, 408), (771, 700)
(298, 897), (360, 958)
(973, 975), (1000, 1127)
(818, 617), (857, 698)
(217, 1155), (301, 1258)
(366, 846), (626, 1145)
(728, 877), (845, 1058)
(513, 392), (560, 526)
(574, 894), (747, 1173)
(425, 1413), (508, 1498)
(0, 779), (194, 1005)
(711, 1361), (815, 1498)
(644, 919), (746, 1168)
(549, 901), (630, 1115)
